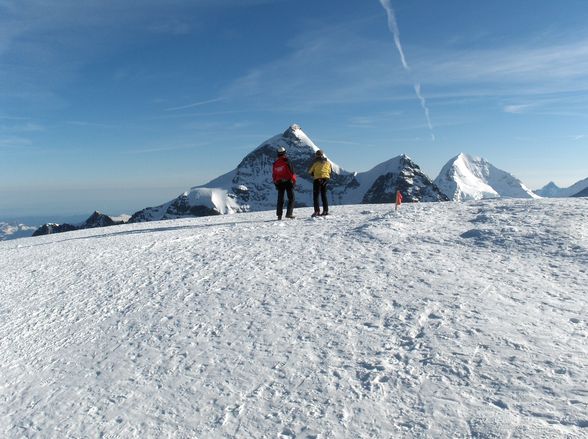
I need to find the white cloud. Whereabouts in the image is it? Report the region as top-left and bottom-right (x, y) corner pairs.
(165, 98), (226, 112)
(0, 0), (283, 106)
(222, 21), (588, 113)
(3, 122), (44, 132)
(121, 144), (203, 155)
(378, 0), (409, 70)
(0, 137), (33, 149)
(419, 40), (588, 86)
(503, 104), (533, 114)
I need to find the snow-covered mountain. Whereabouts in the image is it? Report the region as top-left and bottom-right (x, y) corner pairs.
(536, 177), (588, 198)
(130, 125), (446, 222)
(33, 211), (129, 236)
(203, 124), (358, 209)
(2, 199), (586, 437)
(435, 153), (539, 201)
(0, 222), (36, 241)
(357, 155), (448, 204)
(535, 181), (563, 197)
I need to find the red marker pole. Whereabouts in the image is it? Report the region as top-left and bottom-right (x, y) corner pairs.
(395, 191), (403, 211)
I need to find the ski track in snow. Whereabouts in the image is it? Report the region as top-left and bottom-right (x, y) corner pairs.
(1, 199), (587, 438)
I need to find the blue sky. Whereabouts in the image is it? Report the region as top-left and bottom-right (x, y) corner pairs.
(1, 0), (587, 217)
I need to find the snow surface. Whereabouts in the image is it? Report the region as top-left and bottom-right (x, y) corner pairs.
(1, 199), (587, 438)
(435, 153), (539, 201)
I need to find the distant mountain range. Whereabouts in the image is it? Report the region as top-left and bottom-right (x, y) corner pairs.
(28, 124), (587, 237)
(129, 124), (447, 223)
(31, 212), (130, 237)
(535, 177), (588, 198)
(0, 222), (36, 241)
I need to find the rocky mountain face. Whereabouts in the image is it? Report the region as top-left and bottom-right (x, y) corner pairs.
(359, 155), (448, 204)
(32, 223), (79, 237)
(80, 211), (123, 229)
(33, 212), (128, 237)
(201, 125), (446, 210)
(202, 124), (359, 211)
(435, 153), (538, 201)
(129, 124), (374, 223)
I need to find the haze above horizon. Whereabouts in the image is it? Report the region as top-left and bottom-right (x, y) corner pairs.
(1, 0), (587, 217)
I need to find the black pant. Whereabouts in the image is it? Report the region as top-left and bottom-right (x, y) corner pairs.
(276, 181), (295, 217)
(313, 179), (329, 213)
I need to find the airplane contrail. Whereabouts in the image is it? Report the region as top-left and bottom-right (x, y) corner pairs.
(165, 97), (225, 112)
(378, 0), (435, 141)
(379, 0), (409, 70)
(414, 83), (435, 141)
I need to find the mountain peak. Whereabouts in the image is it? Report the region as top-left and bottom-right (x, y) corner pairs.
(359, 154), (448, 204)
(282, 124), (303, 139)
(87, 211), (104, 220)
(540, 181), (560, 191)
(435, 154), (537, 201)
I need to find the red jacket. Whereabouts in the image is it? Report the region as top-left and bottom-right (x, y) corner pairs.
(272, 156), (297, 184)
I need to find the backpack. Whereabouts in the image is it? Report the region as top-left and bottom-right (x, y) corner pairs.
(273, 157), (295, 183)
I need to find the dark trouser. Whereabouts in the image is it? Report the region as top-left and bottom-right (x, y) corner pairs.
(313, 178), (329, 213)
(276, 181), (295, 218)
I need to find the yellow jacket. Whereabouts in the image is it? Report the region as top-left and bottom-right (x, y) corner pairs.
(308, 158), (332, 179)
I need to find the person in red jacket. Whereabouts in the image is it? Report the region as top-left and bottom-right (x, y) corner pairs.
(272, 146), (297, 220)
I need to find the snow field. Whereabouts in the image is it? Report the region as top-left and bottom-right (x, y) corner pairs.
(1, 199), (587, 438)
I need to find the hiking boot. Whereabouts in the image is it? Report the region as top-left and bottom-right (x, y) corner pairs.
(311, 212), (320, 217)
(320, 211), (329, 216)
(286, 214), (296, 219)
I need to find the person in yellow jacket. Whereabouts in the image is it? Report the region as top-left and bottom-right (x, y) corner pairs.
(308, 149), (332, 217)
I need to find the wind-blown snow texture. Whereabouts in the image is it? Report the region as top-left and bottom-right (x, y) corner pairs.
(435, 153), (539, 201)
(1, 199), (587, 438)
